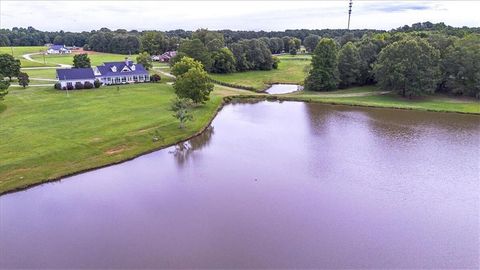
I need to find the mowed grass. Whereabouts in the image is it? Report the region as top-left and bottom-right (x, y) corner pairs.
(21, 68), (57, 79)
(31, 52), (139, 66)
(210, 60), (309, 90)
(276, 54), (312, 60)
(0, 46), (55, 67)
(281, 87), (480, 114)
(0, 83), (234, 194)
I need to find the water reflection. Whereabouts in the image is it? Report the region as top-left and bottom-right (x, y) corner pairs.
(170, 126), (214, 166)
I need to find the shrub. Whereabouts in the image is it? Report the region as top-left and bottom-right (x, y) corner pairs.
(74, 82), (84, 89)
(66, 84), (74, 90)
(54, 82), (61, 90)
(94, 79), (101, 88)
(150, 74), (161, 82)
(84, 81), (94, 89)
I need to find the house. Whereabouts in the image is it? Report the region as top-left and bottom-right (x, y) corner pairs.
(94, 59), (150, 85)
(56, 58), (150, 89)
(56, 68), (95, 88)
(152, 51), (177, 62)
(47, 45), (71, 54)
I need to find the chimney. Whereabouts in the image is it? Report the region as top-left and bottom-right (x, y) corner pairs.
(125, 57), (130, 66)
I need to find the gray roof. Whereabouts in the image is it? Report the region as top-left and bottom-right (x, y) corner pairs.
(96, 61), (148, 77)
(57, 68), (95, 80)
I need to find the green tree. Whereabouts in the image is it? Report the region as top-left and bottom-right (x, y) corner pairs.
(170, 97), (194, 129)
(136, 52), (153, 70)
(73, 53), (91, 68)
(17, 72), (30, 88)
(304, 34), (320, 52)
(292, 37), (301, 50)
(171, 56), (204, 77)
(304, 38), (339, 91)
(0, 76), (9, 100)
(442, 34), (480, 98)
(0, 54), (21, 80)
(206, 38), (224, 52)
(289, 39), (298, 55)
(338, 42), (361, 88)
(374, 38), (440, 97)
(356, 39), (380, 85)
(140, 31), (167, 55)
(178, 38), (212, 70)
(173, 67), (214, 104)
(192, 29), (224, 46)
(211, 48), (236, 73)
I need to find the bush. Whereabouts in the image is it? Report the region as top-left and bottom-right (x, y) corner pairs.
(74, 82), (84, 89)
(272, 56), (280, 69)
(66, 84), (74, 90)
(150, 74), (161, 82)
(84, 81), (94, 89)
(62, 86), (67, 90)
(94, 79), (101, 88)
(54, 82), (61, 90)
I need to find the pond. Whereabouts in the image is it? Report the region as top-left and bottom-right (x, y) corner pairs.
(1, 101), (479, 269)
(265, 84), (300, 94)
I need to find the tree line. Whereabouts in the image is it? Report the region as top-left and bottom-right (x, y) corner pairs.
(304, 31), (480, 98)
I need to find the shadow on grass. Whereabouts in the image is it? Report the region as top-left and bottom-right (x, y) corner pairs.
(0, 103), (6, 114)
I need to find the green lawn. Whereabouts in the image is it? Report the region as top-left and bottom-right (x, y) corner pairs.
(281, 87), (480, 114)
(31, 52), (139, 66)
(21, 68), (57, 79)
(210, 60), (309, 90)
(0, 83), (240, 194)
(276, 54), (312, 60)
(0, 46), (56, 67)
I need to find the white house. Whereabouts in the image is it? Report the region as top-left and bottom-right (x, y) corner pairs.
(47, 45), (71, 54)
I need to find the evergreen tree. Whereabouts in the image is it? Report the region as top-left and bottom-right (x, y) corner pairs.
(304, 38), (339, 91)
(338, 42), (361, 88)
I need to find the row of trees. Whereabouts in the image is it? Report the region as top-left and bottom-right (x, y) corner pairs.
(305, 32), (480, 98)
(172, 29), (278, 74)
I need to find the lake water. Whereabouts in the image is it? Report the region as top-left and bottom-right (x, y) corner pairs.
(1, 101), (479, 269)
(265, 84), (299, 94)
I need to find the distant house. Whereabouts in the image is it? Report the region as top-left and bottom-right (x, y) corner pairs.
(56, 68), (95, 88)
(47, 45), (71, 54)
(56, 58), (150, 89)
(152, 51), (177, 62)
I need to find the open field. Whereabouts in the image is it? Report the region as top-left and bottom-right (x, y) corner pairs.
(31, 51), (139, 66)
(281, 87), (480, 114)
(0, 46), (56, 67)
(20, 68), (57, 79)
(276, 54), (312, 60)
(210, 60), (309, 90)
(0, 83), (249, 194)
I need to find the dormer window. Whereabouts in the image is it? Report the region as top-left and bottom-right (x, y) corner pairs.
(131, 65), (136, 71)
(121, 66), (131, 72)
(111, 66), (117, 72)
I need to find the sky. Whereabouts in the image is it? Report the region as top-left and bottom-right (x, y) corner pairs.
(0, 1), (479, 32)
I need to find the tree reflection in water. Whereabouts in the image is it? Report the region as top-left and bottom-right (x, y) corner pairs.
(170, 126), (215, 166)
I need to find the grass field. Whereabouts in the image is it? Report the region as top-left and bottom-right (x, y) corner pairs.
(0, 83), (248, 194)
(276, 54), (312, 60)
(281, 87), (480, 114)
(20, 68), (57, 79)
(0, 46), (56, 67)
(31, 52), (139, 66)
(210, 60), (309, 90)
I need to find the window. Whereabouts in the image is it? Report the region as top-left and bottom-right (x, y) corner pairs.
(122, 77), (126, 82)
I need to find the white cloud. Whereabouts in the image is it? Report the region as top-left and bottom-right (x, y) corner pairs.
(0, 1), (478, 31)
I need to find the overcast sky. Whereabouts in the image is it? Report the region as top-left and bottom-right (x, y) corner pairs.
(0, 1), (478, 32)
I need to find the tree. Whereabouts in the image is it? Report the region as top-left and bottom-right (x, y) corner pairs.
(150, 74), (161, 82)
(441, 34), (480, 98)
(356, 38), (381, 85)
(304, 38), (339, 91)
(338, 42), (361, 88)
(289, 39), (298, 55)
(94, 79), (101, 88)
(136, 52), (153, 70)
(170, 97), (193, 129)
(211, 48), (236, 73)
(178, 38), (212, 70)
(17, 72), (30, 88)
(140, 31), (167, 55)
(173, 67), (214, 104)
(73, 53), (91, 68)
(374, 38), (440, 97)
(0, 54), (21, 80)
(206, 38), (224, 52)
(291, 37), (301, 50)
(0, 77), (9, 100)
(304, 34), (320, 52)
(171, 56), (205, 77)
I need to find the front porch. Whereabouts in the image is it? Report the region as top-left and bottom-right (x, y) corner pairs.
(101, 74), (150, 85)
